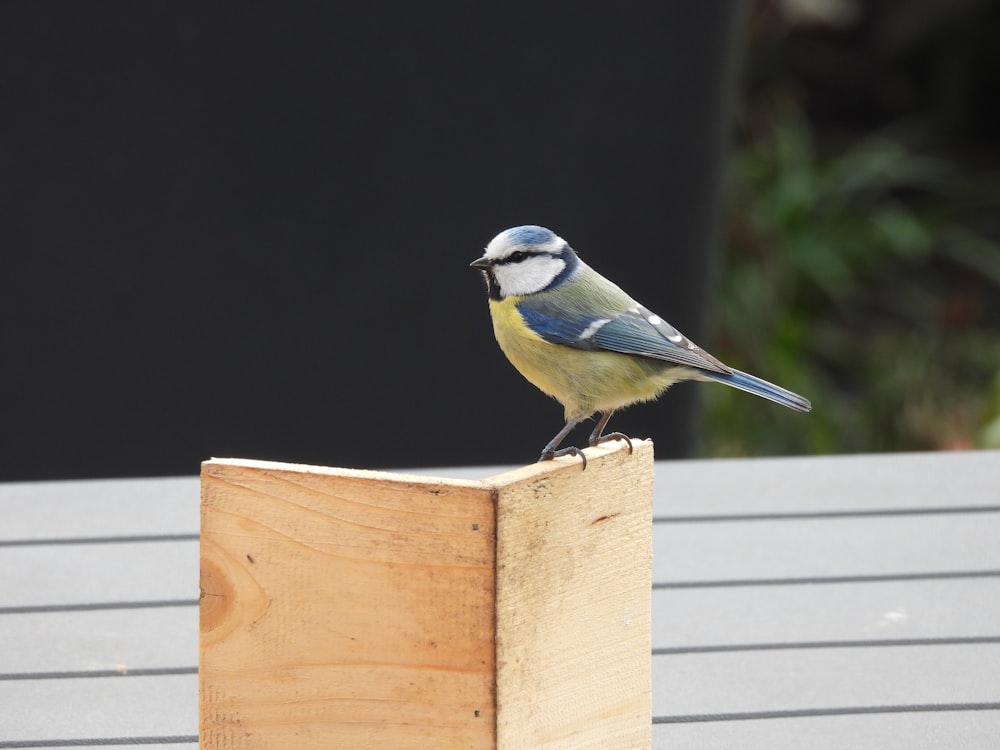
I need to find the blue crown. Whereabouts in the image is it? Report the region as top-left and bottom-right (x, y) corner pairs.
(505, 225), (556, 247)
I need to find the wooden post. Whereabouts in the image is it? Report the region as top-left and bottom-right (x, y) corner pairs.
(200, 441), (653, 749)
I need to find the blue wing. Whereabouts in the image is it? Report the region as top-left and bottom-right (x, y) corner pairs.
(516, 297), (732, 374)
(514, 293), (812, 412)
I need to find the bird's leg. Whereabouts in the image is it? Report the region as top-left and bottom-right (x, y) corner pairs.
(587, 410), (633, 454)
(538, 417), (587, 469)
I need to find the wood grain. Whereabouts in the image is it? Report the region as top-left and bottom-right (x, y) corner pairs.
(200, 460), (497, 749)
(200, 445), (652, 749)
(491, 441), (653, 749)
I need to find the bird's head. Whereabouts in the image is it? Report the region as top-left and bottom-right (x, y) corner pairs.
(470, 225), (580, 300)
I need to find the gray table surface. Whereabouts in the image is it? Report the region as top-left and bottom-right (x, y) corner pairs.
(2, 450), (999, 748)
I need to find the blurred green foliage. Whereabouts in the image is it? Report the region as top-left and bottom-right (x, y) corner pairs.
(701, 102), (1000, 456)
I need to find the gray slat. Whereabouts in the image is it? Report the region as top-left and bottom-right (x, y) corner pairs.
(2, 607), (197, 674)
(653, 513), (1000, 583)
(652, 450), (999, 516)
(652, 645), (1000, 717)
(652, 579), (1000, 648)
(0, 477), (199, 541)
(0, 673), (198, 742)
(0, 541), (199, 609)
(653, 710), (1000, 750)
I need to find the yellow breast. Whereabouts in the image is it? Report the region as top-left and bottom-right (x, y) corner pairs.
(488, 297), (689, 420)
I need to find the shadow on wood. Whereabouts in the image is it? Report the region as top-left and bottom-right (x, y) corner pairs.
(200, 441), (653, 749)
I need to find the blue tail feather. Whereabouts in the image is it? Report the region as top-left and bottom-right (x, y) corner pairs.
(702, 368), (812, 413)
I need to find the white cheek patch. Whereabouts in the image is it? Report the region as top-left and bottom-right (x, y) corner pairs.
(494, 256), (566, 297)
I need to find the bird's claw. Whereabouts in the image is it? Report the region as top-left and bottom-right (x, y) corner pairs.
(539, 445), (588, 470)
(589, 432), (633, 455)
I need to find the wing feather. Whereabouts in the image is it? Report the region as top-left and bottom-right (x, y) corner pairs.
(516, 297), (730, 375)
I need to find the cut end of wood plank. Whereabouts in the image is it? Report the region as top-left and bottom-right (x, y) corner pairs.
(202, 455), (489, 490)
(484, 438), (653, 487)
(204, 437), (651, 488)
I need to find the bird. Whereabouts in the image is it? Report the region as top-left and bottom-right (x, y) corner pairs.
(470, 225), (811, 468)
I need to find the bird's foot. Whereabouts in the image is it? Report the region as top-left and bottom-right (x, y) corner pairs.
(538, 445), (588, 470)
(588, 432), (633, 454)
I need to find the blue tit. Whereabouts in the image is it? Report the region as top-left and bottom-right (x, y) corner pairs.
(470, 225), (811, 467)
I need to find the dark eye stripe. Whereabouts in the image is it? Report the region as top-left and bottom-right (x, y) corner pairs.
(495, 249), (541, 266)
(495, 250), (528, 265)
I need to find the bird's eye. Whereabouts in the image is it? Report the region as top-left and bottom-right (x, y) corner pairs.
(509, 251), (527, 263)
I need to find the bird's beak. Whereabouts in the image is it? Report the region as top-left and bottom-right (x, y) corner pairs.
(470, 256), (492, 270)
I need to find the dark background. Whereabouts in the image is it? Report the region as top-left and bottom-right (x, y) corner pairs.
(1, 2), (743, 480)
